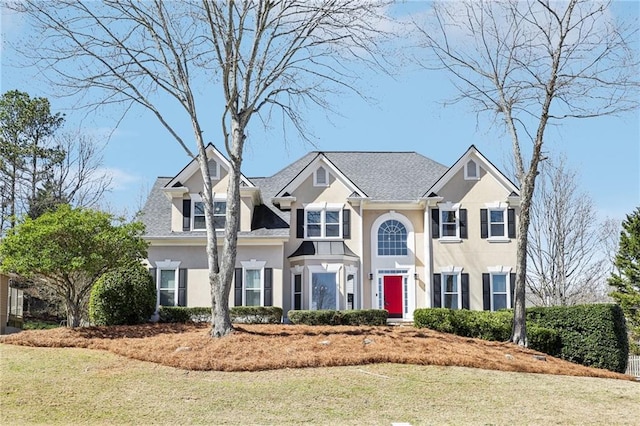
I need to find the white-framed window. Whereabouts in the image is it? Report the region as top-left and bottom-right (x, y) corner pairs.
(155, 260), (181, 307)
(311, 272), (338, 310)
(441, 207), (459, 238)
(305, 203), (342, 238)
(314, 166), (329, 186)
(464, 159), (479, 180)
(293, 274), (303, 310)
(491, 273), (509, 311)
(377, 219), (408, 256)
(489, 208), (506, 238)
(241, 260), (266, 306)
(442, 271), (461, 309)
(192, 198), (226, 231)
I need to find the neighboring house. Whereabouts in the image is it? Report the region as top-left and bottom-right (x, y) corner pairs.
(140, 144), (519, 321)
(1, 273), (23, 334)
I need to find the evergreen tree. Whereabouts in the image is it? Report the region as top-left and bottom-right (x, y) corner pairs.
(609, 207), (640, 354)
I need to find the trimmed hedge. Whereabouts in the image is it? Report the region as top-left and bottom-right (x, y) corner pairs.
(526, 304), (628, 373)
(287, 309), (388, 326)
(414, 304), (628, 372)
(158, 306), (283, 324)
(89, 264), (156, 326)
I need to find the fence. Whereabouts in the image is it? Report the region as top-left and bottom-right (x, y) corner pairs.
(627, 355), (640, 377)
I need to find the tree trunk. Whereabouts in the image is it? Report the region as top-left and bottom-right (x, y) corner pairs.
(511, 183), (532, 346)
(66, 299), (83, 328)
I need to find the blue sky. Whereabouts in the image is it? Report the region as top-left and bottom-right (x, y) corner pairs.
(1, 1), (638, 222)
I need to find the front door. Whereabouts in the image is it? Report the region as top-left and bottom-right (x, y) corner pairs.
(383, 275), (403, 318)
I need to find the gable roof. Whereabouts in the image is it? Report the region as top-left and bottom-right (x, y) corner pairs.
(164, 143), (255, 189)
(270, 151), (448, 202)
(424, 145), (520, 198)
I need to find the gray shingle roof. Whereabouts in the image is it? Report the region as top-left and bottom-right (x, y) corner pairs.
(140, 151), (449, 238)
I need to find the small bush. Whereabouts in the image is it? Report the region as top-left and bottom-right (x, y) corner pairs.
(231, 306), (283, 324)
(527, 323), (561, 356)
(527, 304), (629, 373)
(158, 306), (283, 324)
(89, 264), (156, 326)
(158, 307), (210, 323)
(287, 309), (388, 326)
(414, 308), (512, 341)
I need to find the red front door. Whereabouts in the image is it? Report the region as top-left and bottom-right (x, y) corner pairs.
(384, 275), (403, 318)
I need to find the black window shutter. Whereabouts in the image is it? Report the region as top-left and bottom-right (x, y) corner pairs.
(182, 200), (191, 231)
(296, 209), (304, 239)
(264, 268), (273, 307)
(508, 209), (516, 238)
(459, 209), (468, 239)
(510, 273), (516, 308)
(480, 209), (488, 239)
(178, 268), (187, 307)
(461, 273), (470, 309)
(432, 274), (441, 308)
(234, 268), (243, 306)
(482, 273), (491, 310)
(431, 209), (440, 239)
(343, 209), (351, 239)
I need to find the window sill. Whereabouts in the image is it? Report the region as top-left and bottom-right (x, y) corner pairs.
(487, 237), (510, 243)
(439, 238), (462, 243)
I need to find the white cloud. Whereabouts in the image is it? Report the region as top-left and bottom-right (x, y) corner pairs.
(96, 167), (140, 191)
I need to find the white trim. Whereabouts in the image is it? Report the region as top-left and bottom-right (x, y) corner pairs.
(438, 202), (461, 241)
(313, 165), (329, 187)
(155, 260), (181, 310)
(290, 269), (304, 310)
(439, 267), (463, 310)
(307, 264), (342, 310)
(464, 158), (480, 180)
(304, 203), (344, 239)
(241, 260), (266, 306)
(487, 266), (512, 311)
(190, 193), (227, 231)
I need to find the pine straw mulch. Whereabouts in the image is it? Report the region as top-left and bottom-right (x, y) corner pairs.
(0, 322), (634, 380)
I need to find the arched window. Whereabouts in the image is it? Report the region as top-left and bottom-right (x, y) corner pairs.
(377, 220), (408, 256)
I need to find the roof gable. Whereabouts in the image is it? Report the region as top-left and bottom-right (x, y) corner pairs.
(424, 145), (519, 197)
(274, 153), (367, 198)
(164, 144), (255, 189)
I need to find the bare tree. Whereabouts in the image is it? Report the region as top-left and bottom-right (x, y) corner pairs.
(527, 156), (612, 306)
(10, 0), (391, 336)
(413, 0), (639, 345)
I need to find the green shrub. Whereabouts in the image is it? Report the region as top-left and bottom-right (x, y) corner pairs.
(89, 264), (156, 326)
(413, 308), (455, 333)
(414, 308), (512, 341)
(230, 306), (283, 324)
(527, 323), (561, 356)
(288, 309), (388, 326)
(158, 306), (210, 323)
(159, 306), (283, 324)
(526, 304), (629, 373)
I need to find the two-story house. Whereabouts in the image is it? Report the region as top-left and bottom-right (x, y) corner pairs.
(140, 144), (519, 321)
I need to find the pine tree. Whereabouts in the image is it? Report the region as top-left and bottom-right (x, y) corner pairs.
(609, 207), (640, 354)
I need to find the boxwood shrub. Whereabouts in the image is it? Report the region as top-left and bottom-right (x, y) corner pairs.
(89, 264), (156, 326)
(287, 309), (388, 326)
(158, 306), (283, 324)
(526, 304), (628, 373)
(414, 304), (627, 372)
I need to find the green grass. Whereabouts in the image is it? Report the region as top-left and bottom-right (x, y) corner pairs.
(22, 319), (61, 330)
(2, 344), (639, 425)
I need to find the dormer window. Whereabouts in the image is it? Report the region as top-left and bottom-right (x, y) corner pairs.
(314, 166), (329, 187)
(465, 159), (479, 180)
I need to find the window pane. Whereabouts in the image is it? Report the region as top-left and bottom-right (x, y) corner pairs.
(325, 224), (340, 237)
(307, 211), (321, 223)
(245, 290), (261, 306)
(491, 224), (504, 236)
(442, 211), (456, 222)
(316, 167), (327, 184)
(214, 202), (226, 215)
(443, 224), (457, 237)
(160, 270), (175, 289)
(194, 216), (206, 230)
(312, 273), (336, 310)
(160, 290), (175, 306)
(377, 220), (407, 256)
(325, 211), (339, 224)
(493, 294), (507, 310)
(444, 294), (458, 309)
(444, 275), (457, 292)
(490, 210), (504, 222)
(245, 269), (261, 289)
(307, 224), (321, 237)
(194, 202), (205, 215)
(493, 274), (507, 293)
(213, 217), (225, 229)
